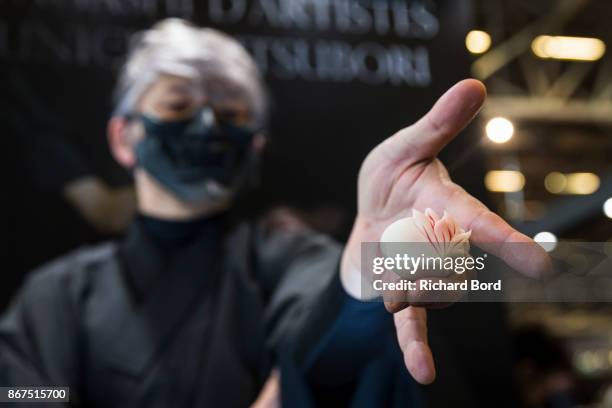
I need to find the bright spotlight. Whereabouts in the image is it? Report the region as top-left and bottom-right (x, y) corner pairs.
(544, 172), (567, 194)
(534, 231), (558, 252)
(565, 173), (600, 195)
(604, 198), (612, 219)
(486, 117), (514, 144)
(531, 35), (606, 61)
(484, 170), (525, 192)
(544, 172), (599, 195)
(466, 30), (492, 54)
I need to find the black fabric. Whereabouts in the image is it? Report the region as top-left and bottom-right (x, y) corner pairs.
(125, 212), (226, 296)
(0, 217), (419, 407)
(137, 213), (218, 251)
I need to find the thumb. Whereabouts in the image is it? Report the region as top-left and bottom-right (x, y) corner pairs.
(382, 79), (487, 164)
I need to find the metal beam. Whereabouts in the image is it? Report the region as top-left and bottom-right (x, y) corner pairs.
(545, 63), (594, 101)
(514, 171), (612, 237)
(472, 0), (589, 80)
(483, 96), (612, 125)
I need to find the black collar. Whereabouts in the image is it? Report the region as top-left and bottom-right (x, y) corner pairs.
(118, 214), (225, 302)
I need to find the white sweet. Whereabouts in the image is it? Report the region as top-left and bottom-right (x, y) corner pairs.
(381, 208), (471, 258)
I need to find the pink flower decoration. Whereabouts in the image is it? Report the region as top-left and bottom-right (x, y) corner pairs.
(381, 208), (471, 258)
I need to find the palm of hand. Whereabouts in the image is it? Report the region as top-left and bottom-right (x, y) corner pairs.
(341, 80), (551, 385)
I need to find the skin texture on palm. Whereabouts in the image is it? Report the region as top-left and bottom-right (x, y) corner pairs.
(340, 79), (552, 385)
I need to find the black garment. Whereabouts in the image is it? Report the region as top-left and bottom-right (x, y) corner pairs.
(0, 216), (419, 407)
(137, 214), (213, 250)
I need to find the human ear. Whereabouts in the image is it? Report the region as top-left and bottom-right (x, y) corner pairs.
(107, 116), (141, 168)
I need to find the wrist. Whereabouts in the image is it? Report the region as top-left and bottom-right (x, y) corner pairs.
(340, 216), (379, 300)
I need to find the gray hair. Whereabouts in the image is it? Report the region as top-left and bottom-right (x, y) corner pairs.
(113, 18), (267, 127)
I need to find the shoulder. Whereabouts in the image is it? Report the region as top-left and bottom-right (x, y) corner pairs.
(16, 242), (119, 307)
(228, 208), (341, 276)
(229, 208), (339, 253)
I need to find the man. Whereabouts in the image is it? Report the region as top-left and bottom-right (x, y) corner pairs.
(0, 19), (549, 407)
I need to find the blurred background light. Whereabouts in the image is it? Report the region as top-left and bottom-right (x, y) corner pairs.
(486, 117), (514, 143)
(544, 172), (567, 194)
(604, 198), (612, 219)
(466, 30), (492, 54)
(485, 170), (525, 192)
(533, 231), (558, 252)
(565, 172), (600, 195)
(470, 2), (612, 403)
(531, 35), (606, 61)
(544, 172), (600, 195)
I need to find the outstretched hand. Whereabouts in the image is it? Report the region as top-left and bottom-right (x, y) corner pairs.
(340, 79), (551, 384)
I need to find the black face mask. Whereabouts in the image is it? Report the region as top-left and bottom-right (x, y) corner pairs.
(134, 107), (258, 203)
